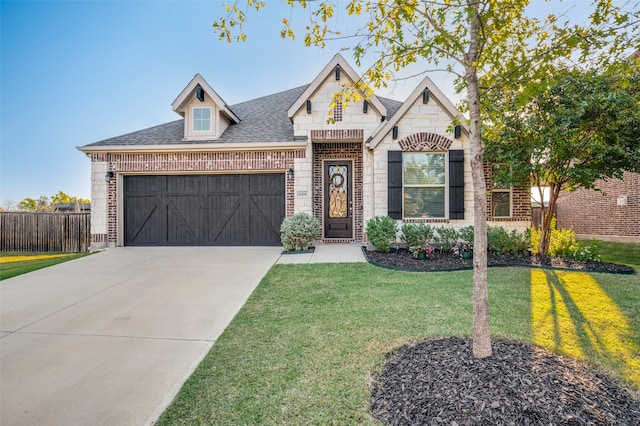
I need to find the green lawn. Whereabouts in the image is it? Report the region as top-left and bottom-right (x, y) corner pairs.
(0, 252), (90, 280)
(598, 241), (640, 268)
(157, 261), (639, 425)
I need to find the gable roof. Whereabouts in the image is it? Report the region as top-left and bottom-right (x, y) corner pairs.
(368, 75), (468, 149)
(287, 53), (388, 119)
(80, 85), (404, 151)
(171, 73), (240, 124)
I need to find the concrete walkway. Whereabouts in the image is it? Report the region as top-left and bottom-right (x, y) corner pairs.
(0, 244), (365, 426)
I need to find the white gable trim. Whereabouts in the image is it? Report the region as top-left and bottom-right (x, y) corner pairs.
(368, 76), (468, 149)
(172, 73), (240, 124)
(287, 53), (387, 119)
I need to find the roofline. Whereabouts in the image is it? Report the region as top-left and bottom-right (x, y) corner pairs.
(287, 53), (387, 119)
(368, 76), (468, 149)
(171, 73), (240, 123)
(77, 140), (307, 154)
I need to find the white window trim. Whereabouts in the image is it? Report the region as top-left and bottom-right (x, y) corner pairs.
(402, 151), (448, 220)
(192, 107), (212, 132)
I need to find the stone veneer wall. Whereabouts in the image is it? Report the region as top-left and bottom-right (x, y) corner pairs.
(556, 171), (640, 240)
(89, 150), (305, 246)
(312, 142), (364, 242)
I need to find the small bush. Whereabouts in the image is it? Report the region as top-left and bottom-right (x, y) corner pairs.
(434, 227), (459, 252)
(280, 213), (320, 252)
(458, 226), (474, 245)
(366, 216), (397, 253)
(487, 226), (528, 255)
(529, 218), (601, 261)
(400, 223), (435, 248)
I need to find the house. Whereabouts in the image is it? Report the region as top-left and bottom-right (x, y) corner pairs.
(556, 172), (640, 242)
(78, 54), (531, 249)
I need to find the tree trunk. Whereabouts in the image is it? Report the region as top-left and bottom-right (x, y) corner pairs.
(465, 0), (492, 359)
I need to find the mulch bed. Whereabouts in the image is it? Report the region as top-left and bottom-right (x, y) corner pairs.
(366, 251), (638, 425)
(370, 337), (640, 425)
(363, 248), (636, 274)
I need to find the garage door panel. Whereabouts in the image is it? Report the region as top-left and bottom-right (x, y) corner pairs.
(124, 174), (284, 246)
(166, 195), (206, 244)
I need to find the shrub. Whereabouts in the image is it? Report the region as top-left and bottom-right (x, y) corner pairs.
(434, 226), (460, 252)
(280, 213), (320, 252)
(366, 216), (397, 253)
(529, 218), (601, 261)
(400, 223), (435, 248)
(487, 226), (528, 255)
(458, 226), (474, 245)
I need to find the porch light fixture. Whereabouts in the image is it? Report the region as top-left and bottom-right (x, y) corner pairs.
(363, 100), (369, 113)
(335, 65), (341, 80)
(196, 84), (205, 102)
(287, 167), (295, 180)
(423, 89), (430, 104)
(306, 100), (312, 114)
(105, 171), (115, 182)
(454, 125), (462, 139)
(392, 126), (399, 139)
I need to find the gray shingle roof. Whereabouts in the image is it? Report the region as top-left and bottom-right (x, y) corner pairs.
(83, 85), (403, 147)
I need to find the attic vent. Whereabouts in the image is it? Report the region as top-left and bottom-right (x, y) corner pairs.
(363, 100), (369, 113)
(423, 89), (430, 104)
(196, 85), (205, 102)
(454, 125), (462, 139)
(335, 65), (341, 80)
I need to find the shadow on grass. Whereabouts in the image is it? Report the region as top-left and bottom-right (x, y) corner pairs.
(531, 269), (640, 389)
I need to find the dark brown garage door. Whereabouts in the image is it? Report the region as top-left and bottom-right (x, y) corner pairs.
(123, 174), (285, 246)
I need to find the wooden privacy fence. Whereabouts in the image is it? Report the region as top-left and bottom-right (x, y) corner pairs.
(0, 212), (91, 252)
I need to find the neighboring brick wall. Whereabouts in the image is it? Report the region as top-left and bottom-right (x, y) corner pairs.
(90, 150), (305, 245)
(556, 171), (640, 238)
(312, 142), (364, 241)
(484, 162), (531, 222)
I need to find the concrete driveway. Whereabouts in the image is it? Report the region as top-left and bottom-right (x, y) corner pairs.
(1, 247), (282, 426)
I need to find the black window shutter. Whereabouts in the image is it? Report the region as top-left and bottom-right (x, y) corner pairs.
(449, 150), (465, 219)
(388, 151), (403, 219)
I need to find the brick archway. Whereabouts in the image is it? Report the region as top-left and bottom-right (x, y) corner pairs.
(399, 132), (453, 151)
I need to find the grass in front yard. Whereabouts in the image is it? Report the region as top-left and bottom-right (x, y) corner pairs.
(597, 241), (640, 268)
(157, 263), (640, 425)
(0, 252), (90, 280)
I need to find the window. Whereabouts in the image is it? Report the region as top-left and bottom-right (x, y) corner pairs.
(491, 164), (511, 217)
(403, 152), (446, 218)
(193, 107), (211, 132)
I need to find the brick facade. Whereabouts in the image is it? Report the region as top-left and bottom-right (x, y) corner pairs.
(312, 142), (364, 242)
(556, 171), (640, 240)
(484, 162), (531, 222)
(90, 150), (305, 245)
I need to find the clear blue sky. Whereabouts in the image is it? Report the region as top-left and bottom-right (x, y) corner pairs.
(0, 1), (601, 206)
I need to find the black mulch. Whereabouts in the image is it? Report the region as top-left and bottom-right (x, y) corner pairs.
(363, 248), (636, 274)
(371, 337), (640, 426)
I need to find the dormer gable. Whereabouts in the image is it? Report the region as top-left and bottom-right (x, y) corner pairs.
(171, 74), (240, 141)
(287, 53), (388, 121)
(368, 75), (468, 149)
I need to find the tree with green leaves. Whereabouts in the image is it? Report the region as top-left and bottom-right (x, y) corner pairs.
(213, 0), (639, 358)
(485, 66), (640, 255)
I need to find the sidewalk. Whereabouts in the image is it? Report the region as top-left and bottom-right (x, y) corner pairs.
(276, 242), (366, 264)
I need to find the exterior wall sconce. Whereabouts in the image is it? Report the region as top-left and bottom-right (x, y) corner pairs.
(306, 100), (312, 114)
(196, 84), (205, 102)
(422, 89), (430, 104)
(335, 65), (341, 80)
(105, 171), (115, 182)
(454, 125), (462, 139)
(363, 100), (369, 113)
(392, 126), (399, 139)
(287, 167), (295, 180)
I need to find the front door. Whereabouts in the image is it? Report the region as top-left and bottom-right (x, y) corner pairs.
(324, 161), (353, 239)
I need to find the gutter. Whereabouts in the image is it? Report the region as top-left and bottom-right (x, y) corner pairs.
(77, 140), (308, 154)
